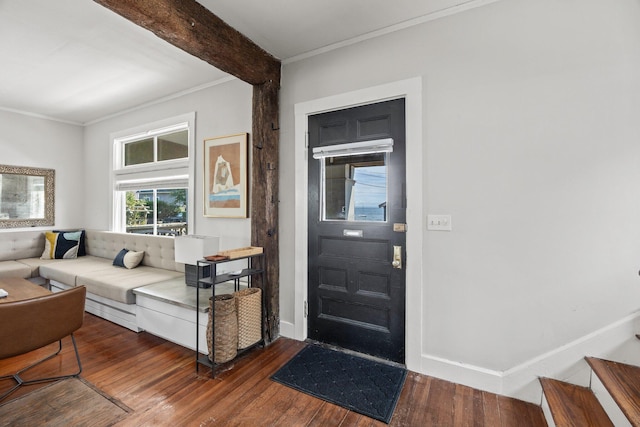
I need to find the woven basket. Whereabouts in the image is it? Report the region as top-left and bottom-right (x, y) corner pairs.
(206, 294), (238, 363)
(234, 288), (262, 349)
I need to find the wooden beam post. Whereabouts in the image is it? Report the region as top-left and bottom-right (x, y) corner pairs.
(94, 0), (282, 343)
(251, 80), (280, 343)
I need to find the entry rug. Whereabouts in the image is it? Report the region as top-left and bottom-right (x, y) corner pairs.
(0, 377), (132, 426)
(271, 345), (407, 423)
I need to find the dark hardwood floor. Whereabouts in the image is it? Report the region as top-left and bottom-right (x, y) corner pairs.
(0, 313), (547, 426)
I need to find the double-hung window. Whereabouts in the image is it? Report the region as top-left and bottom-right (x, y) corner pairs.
(112, 113), (195, 236)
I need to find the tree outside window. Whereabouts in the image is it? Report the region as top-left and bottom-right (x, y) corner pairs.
(125, 189), (187, 235)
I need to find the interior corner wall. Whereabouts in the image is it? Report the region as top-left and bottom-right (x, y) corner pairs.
(279, 0), (640, 376)
(0, 110), (84, 230)
(82, 78), (253, 247)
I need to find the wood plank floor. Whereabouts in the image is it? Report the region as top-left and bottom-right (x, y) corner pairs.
(0, 314), (547, 426)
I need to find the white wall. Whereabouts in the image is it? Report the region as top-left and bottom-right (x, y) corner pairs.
(0, 110), (84, 230)
(82, 78), (253, 247)
(279, 0), (640, 380)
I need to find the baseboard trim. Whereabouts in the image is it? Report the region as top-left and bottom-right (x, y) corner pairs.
(420, 353), (503, 393)
(279, 320), (295, 340)
(420, 311), (640, 403)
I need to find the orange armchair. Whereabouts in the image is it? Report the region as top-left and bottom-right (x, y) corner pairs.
(0, 286), (86, 401)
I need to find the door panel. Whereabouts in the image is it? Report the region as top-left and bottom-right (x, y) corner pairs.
(308, 98), (406, 363)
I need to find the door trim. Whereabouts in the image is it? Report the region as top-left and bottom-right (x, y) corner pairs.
(291, 77), (424, 371)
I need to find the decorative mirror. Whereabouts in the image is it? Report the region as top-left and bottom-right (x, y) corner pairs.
(0, 165), (55, 228)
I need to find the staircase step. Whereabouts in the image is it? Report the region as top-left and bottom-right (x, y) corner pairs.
(540, 377), (614, 427)
(586, 357), (640, 426)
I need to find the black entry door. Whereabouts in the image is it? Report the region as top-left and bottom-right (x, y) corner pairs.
(308, 99), (406, 363)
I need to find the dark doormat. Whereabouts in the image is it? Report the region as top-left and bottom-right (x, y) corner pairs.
(271, 344), (407, 423)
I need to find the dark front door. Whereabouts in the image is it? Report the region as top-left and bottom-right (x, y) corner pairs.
(308, 98), (406, 363)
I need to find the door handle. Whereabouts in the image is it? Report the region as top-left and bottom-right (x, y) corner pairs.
(392, 245), (402, 269)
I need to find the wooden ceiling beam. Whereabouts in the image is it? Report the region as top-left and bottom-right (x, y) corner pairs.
(95, 0), (282, 343)
(94, 0), (281, 86)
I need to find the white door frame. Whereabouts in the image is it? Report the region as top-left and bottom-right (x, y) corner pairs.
(293, 77), (424, 371)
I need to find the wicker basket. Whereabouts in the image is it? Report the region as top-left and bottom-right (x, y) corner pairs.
(206, 294), (238, 363)
(234, 288), (262, 349)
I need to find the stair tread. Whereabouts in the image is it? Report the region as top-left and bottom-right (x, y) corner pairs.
(540, 377), (614, 427)
(586, 357), (640, 426)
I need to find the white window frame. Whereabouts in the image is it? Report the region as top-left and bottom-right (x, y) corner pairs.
(110, 112), (196, 234)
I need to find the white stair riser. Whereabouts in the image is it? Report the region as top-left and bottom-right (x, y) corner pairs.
(590, 369), (632, 427)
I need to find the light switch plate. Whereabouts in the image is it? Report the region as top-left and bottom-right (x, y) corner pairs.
(427, 215), (452, 231)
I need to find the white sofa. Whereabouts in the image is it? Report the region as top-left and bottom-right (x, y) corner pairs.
(0, 229), (182, 331)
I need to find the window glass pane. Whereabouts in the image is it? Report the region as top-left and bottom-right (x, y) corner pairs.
(125, 189), (187, 235)
(322, 152), (387, 222)
(158, 188), (188, 235)
(158, 130), (188, 161)
(124, 138), (154, 166)
(125, 190), (153, 234)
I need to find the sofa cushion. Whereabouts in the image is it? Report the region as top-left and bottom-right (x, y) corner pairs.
(0, 260), (31, 279)
(39, 256), (113, 285)
(76, 266), (182, 304)
(0, 231), (45, 262)
(41, 231), (81, 259)
(15, 258), (58, 278)
(85, 230), (177, 271)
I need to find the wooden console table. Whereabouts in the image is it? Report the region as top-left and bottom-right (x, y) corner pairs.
(0, 278), (50, 303)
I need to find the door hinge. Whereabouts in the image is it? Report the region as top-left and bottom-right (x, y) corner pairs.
(305, 131), (309, 149)
(304, 300), (308, 318)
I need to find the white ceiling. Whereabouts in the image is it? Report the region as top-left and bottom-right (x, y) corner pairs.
(0, 0), (490, 125)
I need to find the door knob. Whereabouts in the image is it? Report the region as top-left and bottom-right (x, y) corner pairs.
(392, 246), (402, 269)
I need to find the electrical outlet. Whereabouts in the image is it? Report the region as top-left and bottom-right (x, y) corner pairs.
(427, 214), (452, 231)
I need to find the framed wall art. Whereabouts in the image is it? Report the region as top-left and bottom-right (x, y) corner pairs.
(203, 133), (248, 218)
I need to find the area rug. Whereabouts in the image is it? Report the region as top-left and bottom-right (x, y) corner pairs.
(0, 377), (131, 426)
(271, 345), (407, 423)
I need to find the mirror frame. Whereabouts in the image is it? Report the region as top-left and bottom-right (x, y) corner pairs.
(0, 164), (55, 228)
